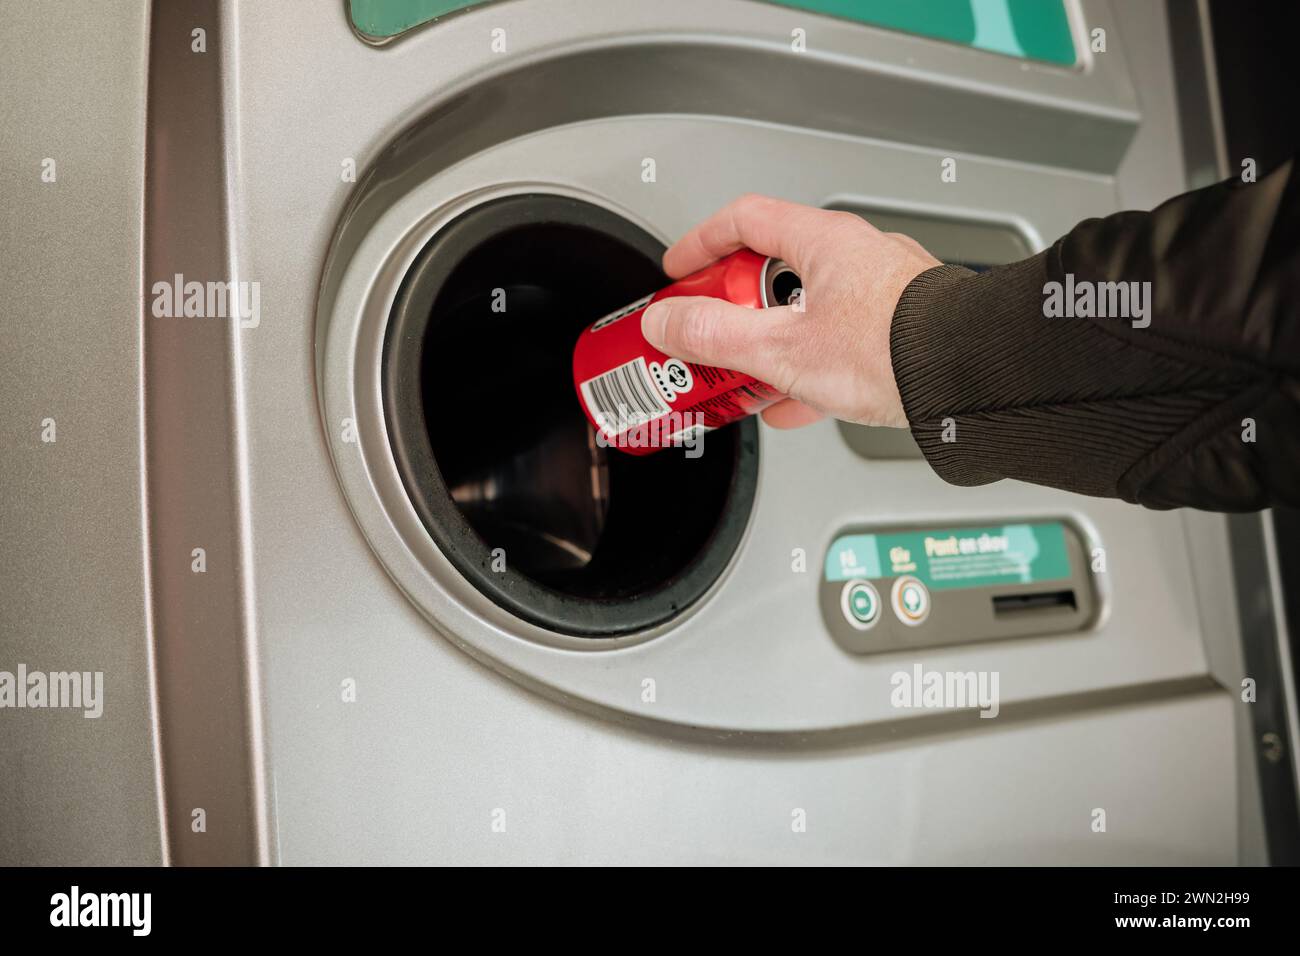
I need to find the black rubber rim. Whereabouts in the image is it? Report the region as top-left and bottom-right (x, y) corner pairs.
(382, 194), (759, 637)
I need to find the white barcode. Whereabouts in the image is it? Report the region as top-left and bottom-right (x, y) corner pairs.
(579, 357), (669, 436)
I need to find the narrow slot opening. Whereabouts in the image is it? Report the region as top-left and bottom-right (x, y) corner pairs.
(992, 590), (1077, 616)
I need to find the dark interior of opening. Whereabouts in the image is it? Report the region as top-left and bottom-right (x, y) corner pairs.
(770, 266), (803, 307)
(385, 197), (756, 632)
(992, 590), (1077, 616)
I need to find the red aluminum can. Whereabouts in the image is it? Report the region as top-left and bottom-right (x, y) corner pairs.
(572, 250), (802, 455)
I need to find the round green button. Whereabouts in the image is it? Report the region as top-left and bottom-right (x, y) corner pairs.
(847, 583), (879, 624)
(850, 587), (876, 621)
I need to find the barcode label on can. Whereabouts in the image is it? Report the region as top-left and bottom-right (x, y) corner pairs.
(579, 357), (669, 436)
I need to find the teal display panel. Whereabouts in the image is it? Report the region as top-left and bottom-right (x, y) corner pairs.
(349, 0), (478, 39)
(771, 0), (1076, 64)
(348, 0), (1077, 65)
(824, 522), (1072, 590)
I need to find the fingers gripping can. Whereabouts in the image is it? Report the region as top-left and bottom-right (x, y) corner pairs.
(572, 250), (802, 455)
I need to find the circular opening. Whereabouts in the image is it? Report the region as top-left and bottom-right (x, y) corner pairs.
(383, 195), (758, 636)
(769, 266), (803, 308)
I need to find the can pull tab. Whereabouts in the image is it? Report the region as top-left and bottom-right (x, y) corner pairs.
(762, 258), (804, 310)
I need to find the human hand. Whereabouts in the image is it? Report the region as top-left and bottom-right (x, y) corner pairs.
(640, 194), (941, 429)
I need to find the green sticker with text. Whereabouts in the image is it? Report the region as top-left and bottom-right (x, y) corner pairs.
(825, 522), (1072, 589)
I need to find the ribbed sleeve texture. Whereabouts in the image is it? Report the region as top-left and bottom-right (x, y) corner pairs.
(889, 258), (1277, 510)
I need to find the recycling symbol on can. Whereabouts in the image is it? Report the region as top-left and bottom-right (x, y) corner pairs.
(649, 358), (694, 403)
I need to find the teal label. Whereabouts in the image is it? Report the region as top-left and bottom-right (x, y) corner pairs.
(771, 0), (1076, 65)
(349, 0), (480, 39)
(825, 522), (1072, 590)
(349, 0), (1077, 65)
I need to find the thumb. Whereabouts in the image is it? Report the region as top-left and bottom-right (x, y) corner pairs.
(641, 296), (793, 386)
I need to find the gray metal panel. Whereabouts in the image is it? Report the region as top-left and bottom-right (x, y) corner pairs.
(143, 0), (271, 867)
(318, 118), (1204, 733)
(278, 676), (1234, 865)
(0, 0), (164, 865)
(223, 0), (1242, 861)
(0, 0), (1257, 865)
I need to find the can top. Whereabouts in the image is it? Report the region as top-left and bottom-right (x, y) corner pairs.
(762, 258), (803, 309)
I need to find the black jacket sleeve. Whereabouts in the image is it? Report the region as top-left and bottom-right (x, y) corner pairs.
(889, 156), (1300, 512)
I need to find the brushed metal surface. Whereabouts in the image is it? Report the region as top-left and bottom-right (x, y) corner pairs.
(143, 0), (270, 866)
(273, 0), (1243, 860)
(319, 118), (1203, 733)
(0, 0), (163, 865)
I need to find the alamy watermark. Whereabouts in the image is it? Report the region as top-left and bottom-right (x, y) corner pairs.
(0, 665), (103, 718)
(1043, 273), (1151, 328)
(891, 663), (1000, 718)
(593, 405), (709, 458)
(50, 886), (150, 936)
(151, 273), (260, 328)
